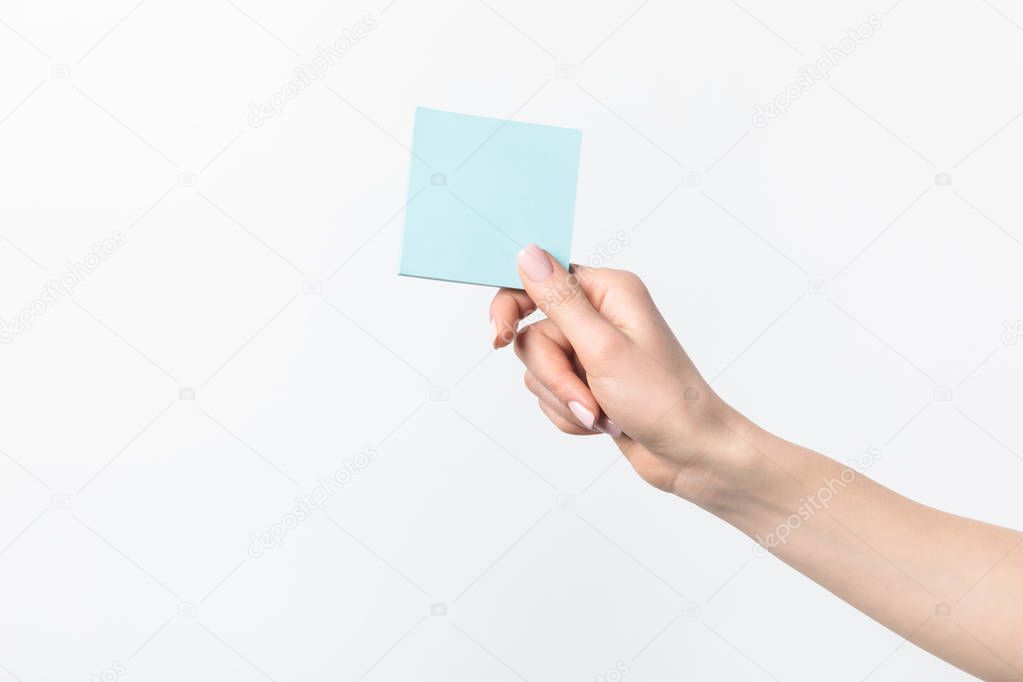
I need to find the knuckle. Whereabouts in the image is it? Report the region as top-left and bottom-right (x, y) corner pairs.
(555, 421), (577, 434)
(534, 317), (556, 334)
(512, 324), (533, 359)
(616, 270), (647, 294)
(546, 375), (577, 403)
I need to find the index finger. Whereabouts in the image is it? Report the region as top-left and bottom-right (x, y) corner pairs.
(489, 288), (535, 348)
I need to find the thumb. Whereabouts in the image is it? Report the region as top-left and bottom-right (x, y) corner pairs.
(516, 244), (623, 365)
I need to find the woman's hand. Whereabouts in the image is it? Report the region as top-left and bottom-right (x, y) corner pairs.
(489, 244), (750, 505)
(491, 244), (1023, 680)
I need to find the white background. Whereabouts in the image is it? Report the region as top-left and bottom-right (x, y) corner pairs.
(2, 0), (1022, 680)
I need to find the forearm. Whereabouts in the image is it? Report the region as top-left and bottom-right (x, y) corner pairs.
(698, 416), (1023, 680)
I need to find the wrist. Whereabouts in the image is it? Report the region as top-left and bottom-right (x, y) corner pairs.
(679, 406), (837, 550)
(669, 401), (789, 517)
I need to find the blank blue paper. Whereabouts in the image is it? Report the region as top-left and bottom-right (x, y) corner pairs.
(399, 106), (581, 289)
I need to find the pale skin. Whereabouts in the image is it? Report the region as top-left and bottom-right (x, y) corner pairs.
(490, 244), (1023, 681)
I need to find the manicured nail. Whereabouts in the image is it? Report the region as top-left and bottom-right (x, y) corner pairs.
(568, 401), (596, 430)
(518, 244), (553, 283)
(596, 415), (622, 437)
(490, 318), (498, 348)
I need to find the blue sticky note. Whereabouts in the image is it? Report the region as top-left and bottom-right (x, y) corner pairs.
(399, 106), (581, 289)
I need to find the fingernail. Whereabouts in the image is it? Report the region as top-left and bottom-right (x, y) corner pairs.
(490, 318), (498, 348)
(567, 401), (596, 430)
(518, 244), (553, 283)
(596, 415), (622, 437)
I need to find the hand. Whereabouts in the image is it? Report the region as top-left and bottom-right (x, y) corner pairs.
(490, 244), (750, 504)
(492, 246), (1023, 680)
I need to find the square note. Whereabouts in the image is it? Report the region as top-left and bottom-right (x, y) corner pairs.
(399, 106), (581, 289)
